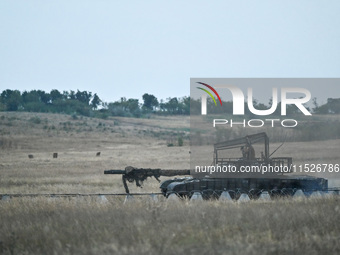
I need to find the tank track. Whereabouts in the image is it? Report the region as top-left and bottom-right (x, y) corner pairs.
(161, 176), (331, 200)
(166, 189), (339, 201)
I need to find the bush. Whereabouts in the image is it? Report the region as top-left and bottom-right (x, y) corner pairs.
(178, 137), (183, 146)
(71, 113), (78, 120)
(29, 117), (41, 124)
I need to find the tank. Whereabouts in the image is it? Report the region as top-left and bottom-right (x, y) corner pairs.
(104, 132), (329, 199)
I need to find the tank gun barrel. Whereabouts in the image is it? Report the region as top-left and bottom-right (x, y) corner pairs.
(104, 166), (190, 193)
(104, 169), (190, 175)
(104, 170), (126, 174)
(159, 169), (191, 176)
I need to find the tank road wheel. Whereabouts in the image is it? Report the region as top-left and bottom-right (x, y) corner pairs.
(248, 189), (261, 200)
(202, 189), (219, 200)
(280, 188), (294, 197)
(235, 189), (248, 200)
(269, 189), (281, 198)
(227, 190), (237, 200)
(177, 192), (189, 199)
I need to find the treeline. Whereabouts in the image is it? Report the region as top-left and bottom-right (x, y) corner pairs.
(0, 89), (190, 118)
(0, 89), (101, 116)
(104, 93), (190, 117)
(1, 89), (339, 118)
(191, 97), (340, 116)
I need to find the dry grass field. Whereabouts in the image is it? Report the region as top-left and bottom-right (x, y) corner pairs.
(1, 112), (340, 254)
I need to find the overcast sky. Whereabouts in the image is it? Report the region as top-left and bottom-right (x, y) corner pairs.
(1, 1), (339, 104)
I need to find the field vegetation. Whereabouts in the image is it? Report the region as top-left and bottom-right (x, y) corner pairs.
(1, 197), (340, 255)
(0, 112), (340, 254)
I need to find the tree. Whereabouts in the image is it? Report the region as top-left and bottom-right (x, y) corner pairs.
(37, 90), (51, 104)
(0, 89), (22, 111)
(91, 93), (101, 109)
(69, 90), (76, 100)
(166, 97), (179, 114)
(142, 93), (159, 111)
(126, 99), (140, 113)
(106, 97), (141, 117)
(50, 89), (63, 103)
(189, 98), (201, 115)
(22, 90), (46, 112)
(75, 90), (92, 105)
(22, 90), (40, 104)
(312, 97), (318, 113)
(327, 98), (340, 114)
(181, 96), (190, 115)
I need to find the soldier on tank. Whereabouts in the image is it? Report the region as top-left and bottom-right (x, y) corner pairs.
(240, 146), (247, 159)
(241, 143), (255, 160)
(247, 143), (255, 160)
